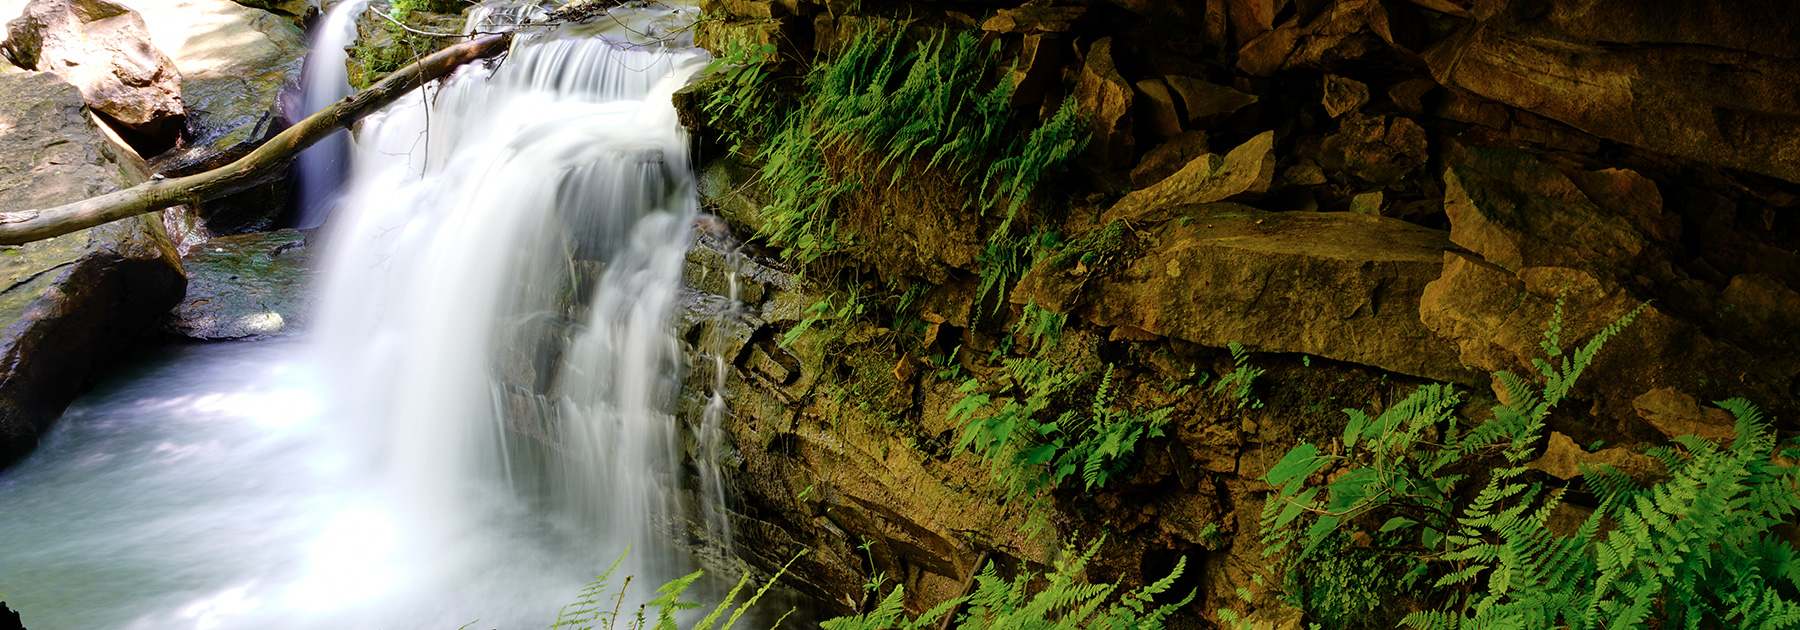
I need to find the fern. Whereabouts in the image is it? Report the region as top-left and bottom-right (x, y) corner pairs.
(1255, 301), (1800, 629)
(1012, 302), (1067, 357)
(552, 550), (634, 630)
(822, 538), (1192, 630)
(1212, 343), (1265, 409)
(702, 25), (1087, 272)
(550, 550), (805, 630)
(952, 362), (1173, 500)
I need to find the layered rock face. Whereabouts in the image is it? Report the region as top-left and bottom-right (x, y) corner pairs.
(683, 0), (1800, 624)
(0, 71), (184, 470)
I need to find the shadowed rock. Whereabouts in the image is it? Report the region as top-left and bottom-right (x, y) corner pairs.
(0, 71), (184, 470)
(1103, 130), (1274, 224)
(135, 0), (308, 235)
(1020, 206), (1473, 384)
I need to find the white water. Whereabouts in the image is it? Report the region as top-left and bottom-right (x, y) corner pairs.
(0, 3), (775, 628)
(288, 0), (370, 229)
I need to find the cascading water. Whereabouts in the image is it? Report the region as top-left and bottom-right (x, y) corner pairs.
(0, 3), (777, 628)
(316, 1), (716, 570)
(287, 0), (370, 228)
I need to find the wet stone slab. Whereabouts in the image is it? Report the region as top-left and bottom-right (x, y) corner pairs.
(165, 228), (314, 340)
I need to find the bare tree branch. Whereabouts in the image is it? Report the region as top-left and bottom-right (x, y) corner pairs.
(0, 32), (514, 246)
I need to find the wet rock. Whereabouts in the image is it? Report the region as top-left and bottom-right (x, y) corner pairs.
(1316, 113), (1426, 187)
(1163, 74), (1256, 122)
(703, 0), (787, 19)
(696, 15), (803, 61)
(699, 155), (771, 235)
(1561, 166), (1678, 246)
(1225, 0), (1272, 49)
(231, 0), (315, 22)
(1104, 130), (1273, 224)
(1422, 25), (1800, 184)
(135, 0), (308, 234)
(1442, 148), (1645, 271)
(1632, 387), (1736, 443)
(0, 71), (184, 471)
(1, 0), (184, 144)
(1348, 190), (1382, 214)
(1387, 77), (1435, 115)
(165, 229), (313, 340)
(1432, 90), (1509, 129)
(1526, 0), (1800, 61)
(1236, 0), (1394, 76)
(1074, 36), (1133, 169)
(1129, 130), (1208, 189)
(1718, 274), (1800, 356)
(1022, 206), (1472, 384)
(0, 600), (21, 630)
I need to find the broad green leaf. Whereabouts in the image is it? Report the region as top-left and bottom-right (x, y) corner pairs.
(1266, 443), (1324, 487)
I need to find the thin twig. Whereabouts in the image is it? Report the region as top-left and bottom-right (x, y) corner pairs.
(373, 7), (470, 38)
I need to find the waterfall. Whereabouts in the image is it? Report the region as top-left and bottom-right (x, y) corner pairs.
(313, 0), (726, 609)
(0, 4), (772, 628)
(288, 0), (369, 229)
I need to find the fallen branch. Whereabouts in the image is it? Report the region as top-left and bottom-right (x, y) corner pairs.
(0, 32), (513, 246)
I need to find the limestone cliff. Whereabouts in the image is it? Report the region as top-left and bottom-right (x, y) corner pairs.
(674, 0), (1800, 627)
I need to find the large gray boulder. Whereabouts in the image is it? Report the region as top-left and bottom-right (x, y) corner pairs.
(0, 0), (183, 142)
(0, 71), (185, 471)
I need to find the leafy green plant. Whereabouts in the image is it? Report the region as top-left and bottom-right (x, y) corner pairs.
(1250, 301), (1800, 629)
(1012, 302), (1067, 357)
(951, 362), (1173, 500)
(550, 549), (799, 630)
(780, 287), (865, 348)
(821, 539), (1193, 630)
(704, 25), (1087, 269)
(1212, 343), (1265, 410)
(388, 0), (471, 16)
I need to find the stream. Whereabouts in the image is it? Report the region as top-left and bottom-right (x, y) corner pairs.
(0, 342), (629, 629)
(0, 2), (776, 628)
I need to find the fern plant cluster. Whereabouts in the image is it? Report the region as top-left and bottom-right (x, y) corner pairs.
(950, 360), (1175, 501)
(550, 540), (1189, 630)
(1254, 301), (1800, 629)
(821, 539), (1193, 630)
(701, 25), (1088, 271)
(549, 549), (797, 630)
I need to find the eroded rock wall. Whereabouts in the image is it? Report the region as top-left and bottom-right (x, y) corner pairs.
(679, 0), (1800, 625)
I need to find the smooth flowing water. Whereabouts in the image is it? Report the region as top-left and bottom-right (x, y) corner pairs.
(288, 0), (369, 229)
(0, 2), (767, 628)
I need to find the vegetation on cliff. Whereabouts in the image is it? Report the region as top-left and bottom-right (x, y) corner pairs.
(677, 0), (1800, 626)
(702, 24), (1086, 278)
(1254, 304), (1800, 630)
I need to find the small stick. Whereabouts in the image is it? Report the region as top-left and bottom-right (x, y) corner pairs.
(936, 550), (991, 630)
